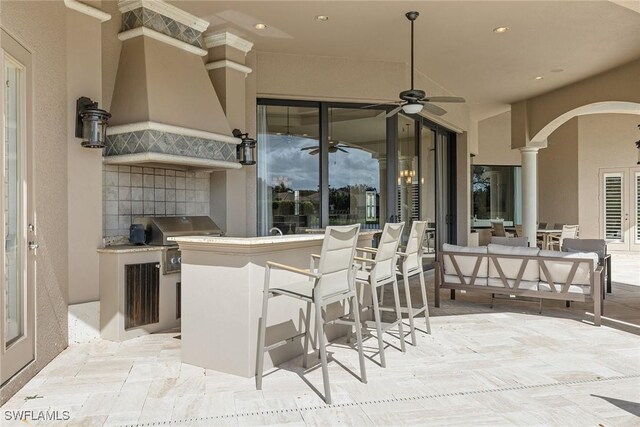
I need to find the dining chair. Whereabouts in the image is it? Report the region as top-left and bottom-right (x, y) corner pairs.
(538, 222), (548, 230)
(546, 225), (579, 250)
(553, 223), (565, 230)
(515, 224), (524, 238)
(490, 236), (529, 247)
(353, 222), (406, 367)
(256, 224), (367, 404)
(490, 220), (513, 238)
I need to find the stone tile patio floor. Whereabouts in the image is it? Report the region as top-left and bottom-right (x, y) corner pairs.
(2, 256), (639, 426)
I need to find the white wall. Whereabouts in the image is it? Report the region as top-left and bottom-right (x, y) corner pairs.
(474, 111), (520, 166)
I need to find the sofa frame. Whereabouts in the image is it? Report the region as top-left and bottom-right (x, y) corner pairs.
(434, 250), (603, 326)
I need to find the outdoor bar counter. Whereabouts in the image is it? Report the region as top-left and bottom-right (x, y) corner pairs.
(171, 231), (378, 377)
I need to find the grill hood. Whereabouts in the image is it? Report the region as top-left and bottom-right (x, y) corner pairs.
(104, 0), (240, 169)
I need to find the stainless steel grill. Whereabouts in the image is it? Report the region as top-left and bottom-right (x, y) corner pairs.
(132, 216), (223, 274)
(133, 216), (223, 246)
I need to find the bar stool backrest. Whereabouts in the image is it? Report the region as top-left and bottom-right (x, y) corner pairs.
(491, 220), (507, 237)
(317, 224), (361, 298)
(372, 222), (404, 282)
(404, 221), (427, 272)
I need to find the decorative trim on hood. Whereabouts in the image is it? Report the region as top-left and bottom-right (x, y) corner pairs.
(107, 121), (240, 145)
(104, 128), (238, 164)
(118, 27), (207, 56)
(103, 153), (241, 170)
(118, 0), (209, 33)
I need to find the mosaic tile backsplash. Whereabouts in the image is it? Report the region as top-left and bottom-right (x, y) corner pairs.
(103, 165), (211, 238)
(104, 130), (236, 162)
(122, 7), (204, 48)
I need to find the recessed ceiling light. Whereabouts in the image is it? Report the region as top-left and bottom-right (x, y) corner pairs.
(535, 76), (544, 80)
(315, 15), (329, 21)
(493, 26), (509, 33)
(254, 23), (267, 30)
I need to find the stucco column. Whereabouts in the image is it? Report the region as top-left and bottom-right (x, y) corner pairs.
(204, 32), (254, 237)
(520, 147), (539, 246)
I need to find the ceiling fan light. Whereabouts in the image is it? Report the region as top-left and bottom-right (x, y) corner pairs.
(402, 103), (423, 114)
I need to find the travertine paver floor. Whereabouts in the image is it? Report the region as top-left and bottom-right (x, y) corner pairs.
(2, 270), (639, 426)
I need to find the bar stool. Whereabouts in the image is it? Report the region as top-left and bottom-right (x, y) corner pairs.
(353, 222), (407, 368)
(396, 221), (431, 345)
(256, 224), (367, 405)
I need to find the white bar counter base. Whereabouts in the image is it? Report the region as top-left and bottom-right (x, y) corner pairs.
(171, 231), (378, 378)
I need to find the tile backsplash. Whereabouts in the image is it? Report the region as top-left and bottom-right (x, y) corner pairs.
(103, 165), (210, 238)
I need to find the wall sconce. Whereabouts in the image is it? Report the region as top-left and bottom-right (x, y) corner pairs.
(75, 97), (111, 148)
(233, 128), (256, 165)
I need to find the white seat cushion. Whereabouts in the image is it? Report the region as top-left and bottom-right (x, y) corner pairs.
(538, 282), (591, 295)
(442, 244), (488, 278)
(271, 280), (314, 299)
(538, 250), (598, 286)
(487, 244), (540, 288)
(444, 274), (488, 286)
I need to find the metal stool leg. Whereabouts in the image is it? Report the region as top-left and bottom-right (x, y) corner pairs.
(256, 286), (270, 389)
(370, 283), (387, 367)
(315, 301), (331, 404)
(302, 301), (312, 369)
(392, 277), (407, 353)
(402, 269), (417, 346)
(418, 271), (431, 334)
(351, 293), (367, 384)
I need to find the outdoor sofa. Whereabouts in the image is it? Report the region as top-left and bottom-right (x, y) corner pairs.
(434, 243), (603, 326)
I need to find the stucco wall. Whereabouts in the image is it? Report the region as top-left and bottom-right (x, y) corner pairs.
(67, 8), (103, 304)
(538, 119), (579, 226)
(1, 0), (69, 403)
(577, 113), (639, 239)
(474, 111), (520, 166)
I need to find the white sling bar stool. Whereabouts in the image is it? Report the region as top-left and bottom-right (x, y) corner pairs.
(353, 222), (407, 368)
(256, 224), (367, 405)
(395, 221), (431, 345)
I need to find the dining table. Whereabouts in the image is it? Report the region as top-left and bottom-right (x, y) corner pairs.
(537, 229), (562, 249)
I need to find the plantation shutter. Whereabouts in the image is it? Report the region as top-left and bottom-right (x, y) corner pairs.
(636, 172), (640, 243)
(603, 173), (623, 242)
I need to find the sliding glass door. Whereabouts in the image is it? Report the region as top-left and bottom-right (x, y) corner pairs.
(257, 99), (457, 257)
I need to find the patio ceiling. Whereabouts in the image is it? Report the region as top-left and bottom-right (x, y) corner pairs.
(172, 1), (640, 120)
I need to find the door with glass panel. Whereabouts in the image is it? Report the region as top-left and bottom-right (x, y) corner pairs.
(600, 167), (640, 251)
(396, 116), (417, 243)
(1, 31), (35, 384)
(326, 106), (387, 230)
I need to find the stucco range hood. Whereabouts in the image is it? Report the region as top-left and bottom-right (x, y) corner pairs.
(104, 0), (240, 170)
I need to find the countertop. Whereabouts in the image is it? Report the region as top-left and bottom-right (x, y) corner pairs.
(170, 229), (381, 246)
(97, 244), (174, 253)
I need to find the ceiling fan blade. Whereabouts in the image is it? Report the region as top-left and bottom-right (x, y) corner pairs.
(337, 147), (349, 153)
(386, 105), (403, 118)
(424, 96), (466, 103)
(300, 146), (317, 151)
(308, 148), (320, 155)
(421, 102), (447, 116)
(361, 102), (397, 109)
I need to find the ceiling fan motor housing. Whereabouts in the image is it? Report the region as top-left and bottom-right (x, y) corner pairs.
(400, 89), (426, 101)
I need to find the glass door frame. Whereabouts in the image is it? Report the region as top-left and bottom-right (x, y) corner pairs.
(256, 99), (458, 247)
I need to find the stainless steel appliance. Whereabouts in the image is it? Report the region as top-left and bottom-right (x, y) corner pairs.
(133, 216), (223, 274)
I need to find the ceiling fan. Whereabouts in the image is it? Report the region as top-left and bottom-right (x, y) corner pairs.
(384, 11), (465, 118)
(301, 140), (363, 155)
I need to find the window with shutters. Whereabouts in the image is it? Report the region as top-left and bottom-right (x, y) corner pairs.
(603, 173), (623, 242)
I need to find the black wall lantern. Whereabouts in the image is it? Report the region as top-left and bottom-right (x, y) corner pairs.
(75, 96), (111, 148)
(233, 128), (256, 165)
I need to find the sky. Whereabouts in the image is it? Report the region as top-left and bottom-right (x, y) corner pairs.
(260, 134), (381, 191)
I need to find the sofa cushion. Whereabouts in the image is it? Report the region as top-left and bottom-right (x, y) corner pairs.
(444, 274), (488, 286)
(487, 244), (540, 288)
(538, 250), (598, 286)
(442, 244), (488, 281)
